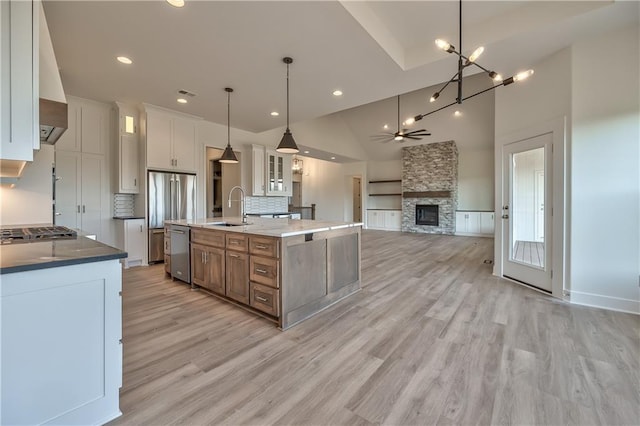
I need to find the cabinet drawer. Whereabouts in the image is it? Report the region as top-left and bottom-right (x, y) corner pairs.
(191, 228), (225, 248)
(250, 283), (280, 317)
(226, 233), (248, 252)
(249, 236), (280, 258)
(250, 256), (279, 288)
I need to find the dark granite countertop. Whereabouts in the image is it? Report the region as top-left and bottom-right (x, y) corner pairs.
(0, 237), (127, 275)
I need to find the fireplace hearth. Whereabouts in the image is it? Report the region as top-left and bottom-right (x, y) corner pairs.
(416, 205), (438, 226)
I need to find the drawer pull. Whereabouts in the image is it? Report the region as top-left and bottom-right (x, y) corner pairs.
(230, 240), (240, 245)
(255, 244), (268, 249)
(256, 296), (269, 303)
(255, 268), (268, 274)
(229, 253), (240, 258)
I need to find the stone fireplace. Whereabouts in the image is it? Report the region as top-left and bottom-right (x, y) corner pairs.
(402, 141), (458, 234)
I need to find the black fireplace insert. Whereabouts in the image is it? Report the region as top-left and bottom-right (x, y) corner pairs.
(416, 204), (438, 226)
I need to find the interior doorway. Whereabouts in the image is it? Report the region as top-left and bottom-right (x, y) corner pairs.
(205, 147), (241, 218)
(352, 177), (362, 222)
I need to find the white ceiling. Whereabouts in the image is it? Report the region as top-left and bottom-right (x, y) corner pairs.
(43, 0), (636, 138)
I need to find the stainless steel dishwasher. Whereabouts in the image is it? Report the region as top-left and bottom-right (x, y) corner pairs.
(169, 225), (190, 284)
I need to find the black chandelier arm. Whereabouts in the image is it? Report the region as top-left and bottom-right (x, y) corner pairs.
(434, 70), (462, 98)
(415, 81), (507, 122)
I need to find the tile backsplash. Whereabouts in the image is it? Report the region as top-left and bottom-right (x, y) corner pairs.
(245, 196), (289, 214)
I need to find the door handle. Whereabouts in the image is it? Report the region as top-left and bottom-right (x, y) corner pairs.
(502, 205), (509, 210)
(55, 212), (62, 216)
(82, 205), (86, 213)
(77, 205), (80, 213)
(502, 214), (509, 219)
(168, 229), (185, 234)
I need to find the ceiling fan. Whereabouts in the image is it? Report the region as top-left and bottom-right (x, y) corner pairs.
(371, 95), (431, 143)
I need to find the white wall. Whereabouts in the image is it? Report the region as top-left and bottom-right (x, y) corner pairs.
(570, 23), (640, 313)
(495, 22), (640, 313)
(0, 145), (54, 225)
(300, 157), (346, 221)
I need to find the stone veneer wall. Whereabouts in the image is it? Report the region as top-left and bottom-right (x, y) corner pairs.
(402, 141), (458, 234)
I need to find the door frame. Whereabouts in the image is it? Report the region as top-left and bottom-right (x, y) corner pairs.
(494, 116), (566, 299)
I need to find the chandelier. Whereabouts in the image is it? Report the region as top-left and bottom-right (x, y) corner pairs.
(413, 0), (533, 122)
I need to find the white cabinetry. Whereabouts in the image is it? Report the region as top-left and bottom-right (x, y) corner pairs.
(251, 144), (265, 196)
(265, 148), (292, 196)
(0, 0), (39, 162)
(367, 210), (401, 231)
(54, 97), (110, 241)
(0, 259), (123, 425)
(144, 105), (198, 172)
(117, 218), (145, 268)
(480, 212), (495, 235)
(115, 103), (139, 193)
(455, 211), (494, 237)
(55, 151), (106, 240)
(56, 97), (109, 155)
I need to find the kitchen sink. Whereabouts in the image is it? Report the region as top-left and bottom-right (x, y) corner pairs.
(208, 222), (252, 227)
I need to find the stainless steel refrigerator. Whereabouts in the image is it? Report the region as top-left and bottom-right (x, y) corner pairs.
(148, 171), (196, 263)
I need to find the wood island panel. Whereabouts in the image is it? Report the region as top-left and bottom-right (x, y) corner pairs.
(249, 256), (279, 288)
(226, 251), (249, 304)
(249, 282), (280, 317)
(249, 236), (280, 258)
(191, 228), (225, 248)
(226, 233), (248, 252)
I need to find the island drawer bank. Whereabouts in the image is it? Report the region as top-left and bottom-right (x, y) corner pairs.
(166, 217), (363, 329)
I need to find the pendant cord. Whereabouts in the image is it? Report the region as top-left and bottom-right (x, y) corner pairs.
(286, 63), (290, 130)
(397, 95), (400, 132)
(227, 90), (231, 146)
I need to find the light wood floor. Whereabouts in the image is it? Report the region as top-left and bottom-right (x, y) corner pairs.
(513, 240), (545, 267)
(110, 230), (639, 426)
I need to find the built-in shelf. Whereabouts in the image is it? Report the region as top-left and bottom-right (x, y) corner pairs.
(368, 179), (401, 183)
(369, 193), (401, 197)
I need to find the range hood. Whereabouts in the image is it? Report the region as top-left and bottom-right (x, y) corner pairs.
(40, 98), (67, 144)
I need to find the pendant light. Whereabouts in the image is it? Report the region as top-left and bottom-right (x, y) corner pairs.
(276, 57), (299, 153)
(219, 87), (238, 164)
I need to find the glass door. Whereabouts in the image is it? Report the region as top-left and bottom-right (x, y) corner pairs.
(502, 133), (552, 292)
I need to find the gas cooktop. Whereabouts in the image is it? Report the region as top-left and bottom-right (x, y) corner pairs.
(0, 226), (77, 244)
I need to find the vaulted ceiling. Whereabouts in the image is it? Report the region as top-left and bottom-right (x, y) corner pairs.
(44, 1), (635, 141)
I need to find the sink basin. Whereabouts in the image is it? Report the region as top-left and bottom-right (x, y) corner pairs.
(208, 222), (252, 227)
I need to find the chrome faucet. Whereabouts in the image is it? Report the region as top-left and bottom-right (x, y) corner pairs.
(228, 186), (247, 223)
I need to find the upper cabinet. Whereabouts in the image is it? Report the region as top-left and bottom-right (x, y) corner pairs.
(56, 96), (110, 155)
(0, 0), (40, 162)
(143, 105), (198, 173)
(115, 103), (139, 194)
(265, 148), (292, 197)
(251, 144), (265, 196)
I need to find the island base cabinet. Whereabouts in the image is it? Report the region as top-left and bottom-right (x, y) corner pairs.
(225, 251), (249, 304)
(250, 282), (280, 317)
(191, 243), (225, 295)
(0, 260), (122, 425)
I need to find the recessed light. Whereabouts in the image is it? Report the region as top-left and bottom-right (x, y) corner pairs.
(117, 56), (132, 65)
(270, 111), (279, 116)
(454, 110), (462, 116)
(330, 156), (336, 160)
(304, 150), (309, 154)
(332, 90), (343, 97)
(404, 117), (415, 125)
(383, 124), (389, 129)
(166, 0), (185, 7)
(177, 98), (188, 104)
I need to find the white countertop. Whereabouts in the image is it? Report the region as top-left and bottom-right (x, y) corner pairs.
(165, 217), (363, 237)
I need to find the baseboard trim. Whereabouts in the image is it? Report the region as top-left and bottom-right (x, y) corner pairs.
(570, 290), (640, 315)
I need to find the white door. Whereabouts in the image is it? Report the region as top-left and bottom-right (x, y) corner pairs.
(81, 153), (103, 240)
(54, 151), (81, 229)
(501, 133), (552, 292)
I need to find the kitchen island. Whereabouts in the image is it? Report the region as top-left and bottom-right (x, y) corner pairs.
(166, 217), (362, 330)
(0, 236), (126, 425)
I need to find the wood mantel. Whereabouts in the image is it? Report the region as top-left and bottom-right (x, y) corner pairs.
(402, 191), (451, 198)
